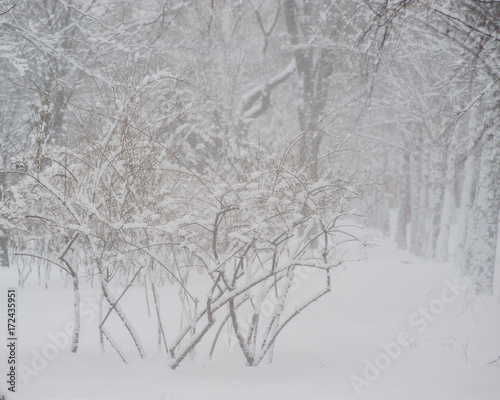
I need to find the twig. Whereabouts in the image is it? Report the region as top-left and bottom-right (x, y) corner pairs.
(488, 355), (500, 365)
(0, 4), (15, 16)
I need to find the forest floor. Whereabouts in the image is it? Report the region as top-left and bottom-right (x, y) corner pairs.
(1, 235), (499, 400)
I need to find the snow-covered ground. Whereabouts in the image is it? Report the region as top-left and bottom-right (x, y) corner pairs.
(1, 237), (499, 400)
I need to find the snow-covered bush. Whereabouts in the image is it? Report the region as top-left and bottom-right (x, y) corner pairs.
(165, 137), (366, 366)
(1, 71), (367, 368)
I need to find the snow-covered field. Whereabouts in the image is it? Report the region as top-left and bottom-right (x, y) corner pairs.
(1, 237), (499, 400)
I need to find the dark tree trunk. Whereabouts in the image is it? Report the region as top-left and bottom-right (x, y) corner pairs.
(396, 152), (411, 250)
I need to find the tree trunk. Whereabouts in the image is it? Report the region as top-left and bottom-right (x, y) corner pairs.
(0, 174), (9, 268)
(283, 0), (333, 178)
(435, 131), (458, 261)
(396, 152), (410, 250)
(71, 274), (80, 353)
(455, 117), (482, 272)
(99, 290), (105, 353)
(0, 236), (8, 268)
(429, 145), (445, 259)
(463, 128), (500, 294)
(410, 132), (430, 256)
